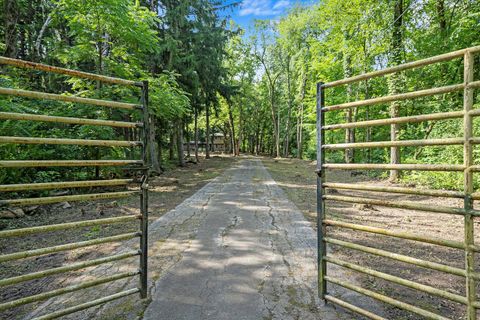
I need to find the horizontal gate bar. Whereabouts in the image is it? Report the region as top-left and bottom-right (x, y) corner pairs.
(324, 237), (465, 276)
(0, 87), (139, 110)
(322, 46), (480, 88)
(323, 111), (464, 130)
(322, 163), (465, 171)
(325, 276), (451, 320)
(324, 219), (465, 249)
(0, 232), (140, 263)
(469, 80), (480, 89)
(0, 215), (139, 238)
(0, 251), (139, 287)
(0, 136), (142, 147)
(324, 295), (386, 320)
(323, 194), (469, 215)
(0, 111), (142, 128)
(0, 179), (134, 192)
(0, 160), (142, 168)
(0, 270), (139, 311)
(323, 138), (463, 149)
(323, 84), (464, 112)
(0, 191), (139, 207)
(0, 56), (142, 87)
(325, 256), (467, 304)
(32, 288), (140, 320)
(323, 182), (464, 198)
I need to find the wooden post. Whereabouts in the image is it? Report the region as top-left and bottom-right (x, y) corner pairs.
(463, 50), (476, 320)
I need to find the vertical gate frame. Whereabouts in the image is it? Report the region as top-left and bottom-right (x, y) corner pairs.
(0, 56), (151, 319)
(317, 46), (480, 319)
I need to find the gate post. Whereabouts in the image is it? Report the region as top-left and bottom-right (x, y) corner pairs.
(316, 82), (327, 299)
(463, 51), (476, 320)
(140, 80), (150, 299)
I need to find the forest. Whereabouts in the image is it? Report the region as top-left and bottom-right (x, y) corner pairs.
(1, 0), (479, 190)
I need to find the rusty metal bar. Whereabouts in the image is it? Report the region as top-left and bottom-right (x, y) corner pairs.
(0, 136), (142, 147)
(0, 271), (139, 311)
(324, 237), (465, 276)
(324, 295), (386, 320)
(324, 219), (465, 249)
(0, 179), (134, 192)
(323, 111), (464, 130)
(322, 84), (464, 112)
(0, 56), (142, 87)
(325, 256), (467, 304)
(323, 163), (464, 171)
(32, 288), (141, 320)
(0, 191), (138, 207)
(323, 194), (470, 215)
(0, 215), (139, 238)
(0, 232), (140, 263)
(323, 138), (463, 149)
(0, 251), (139, 287)
(326, 276), (451, 320)
(0, 160), (142, 168)
(316, 82), (327, 299)
(322, 46), (480, 89)
(323, 182), (464, 198)
(0, 87), (139, 110)
(0, 112), (142, 128)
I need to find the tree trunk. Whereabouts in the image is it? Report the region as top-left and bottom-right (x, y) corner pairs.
(149, 116), (161, 173)
(389, 0), (404, 182)
(169, 129), (175, 161)
(205, 104), (210, 159)
(4, 0), (18, 58)
(176, 119), (185, 166)
(343, 46), (355, 163)
(228, 102), (236, 156)
(194, 106), (200, 163)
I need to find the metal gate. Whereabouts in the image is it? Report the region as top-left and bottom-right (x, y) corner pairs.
(317, 46), (480, 319)
(0, 57), (149, 319)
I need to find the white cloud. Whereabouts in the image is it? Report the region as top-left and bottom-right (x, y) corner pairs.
(273, 0), (290, 10)
(239, 0), (291, 17)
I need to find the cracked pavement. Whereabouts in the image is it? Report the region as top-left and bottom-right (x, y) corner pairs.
(143, 159), (353, 320)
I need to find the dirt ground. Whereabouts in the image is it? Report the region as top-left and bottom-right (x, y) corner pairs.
(262, 157), (480, 319)
(0, 155), (236, 320)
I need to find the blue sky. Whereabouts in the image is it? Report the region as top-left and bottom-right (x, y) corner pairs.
(222, 0), (316, 32)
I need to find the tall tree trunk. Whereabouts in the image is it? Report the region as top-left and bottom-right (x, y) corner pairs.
(185, 122), (190, 158)
(228, 102), (236, 156)
(237, 105), (243, 156)
(389, 0), (404, 182)
(169, 129), (175, 161)
(4, 0), (18, 58)
(343, 44), (355, 163)
(176, 119), (185, 166)
(149, 116), (161, 173)
(194, 107), (200, 163)
(283, 56), (293, 158)
(205, 104), (211, 159)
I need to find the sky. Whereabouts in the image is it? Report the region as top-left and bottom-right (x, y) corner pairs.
(222, 0), (316, 33)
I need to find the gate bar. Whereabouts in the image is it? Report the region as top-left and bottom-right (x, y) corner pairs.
(0, 232), (140, 263)
(32, 288), (140, 320)
(323, 111), (464, 130)
(322, 46), (480, 88)
(324, 219), (465, 249)
(0, 251), (139, 287)
(0, 87), (139, 110)
(0, 136), (142, 147)
(323, 138), (464, 149)
(323, 84), (464, 112)
(0, 112), (142, 128)
(323, 182), (464, 198)
(0, 215), (140, 238)
(324, 237), (465, 276)
(326, 276), (451, 320)
(0, 179), (134, 192)
(0, 56), (142, 87)
(323, 163), (464, 171)
(0, 191), (139, 207)
(326, 256), (468, 304)
(324, 194), (471, 215)
(324, 295), (386, 320)
(0, 271), (139, 311)
(0, 160), (142, 168)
